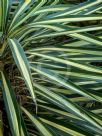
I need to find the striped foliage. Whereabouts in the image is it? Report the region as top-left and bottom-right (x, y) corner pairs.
(0, 0), (102, 135)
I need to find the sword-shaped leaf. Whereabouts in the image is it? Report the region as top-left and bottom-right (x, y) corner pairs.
(9, 0), (32, 31)
(21, 107), (53, 136)
(0, 71), (21, 136)
(0, 0), (12, 31)
(8, 39), (36, 104)
(33, 83), (102, 130)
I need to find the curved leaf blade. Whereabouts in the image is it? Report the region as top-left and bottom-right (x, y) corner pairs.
(0, 71), (21, 136)
(8, 39), (36, 104)
(21, 107), (53, 136)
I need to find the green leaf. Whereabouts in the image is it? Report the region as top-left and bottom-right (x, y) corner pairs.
(34, 83), (102, 130)
(28, 52), (102, 74)
(8, 39), (36, 104)
(47, 0), (102, 18)
(0, 112), (3, 136)
(39, 116), (93, 136)
(0, 71), (21, 136)
(0, 32), (2, 38)
(9, 0), (32, 31)
(21, 107), (53, 136)
(31, 65), (102, 102)
(0, 0), (12, 31)
(8, 0), (47, 34)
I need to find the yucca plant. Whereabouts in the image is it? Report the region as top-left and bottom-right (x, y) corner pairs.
(0, 0), (102, 135)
